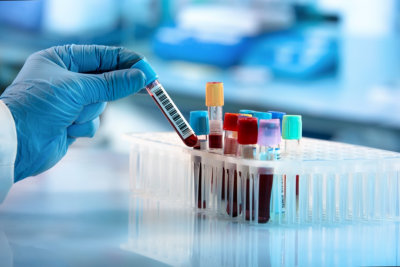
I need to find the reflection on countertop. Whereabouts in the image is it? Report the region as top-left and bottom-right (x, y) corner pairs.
(124, 195), (400, 267)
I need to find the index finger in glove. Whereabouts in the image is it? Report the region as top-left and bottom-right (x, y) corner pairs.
(38, 44), (144, 73)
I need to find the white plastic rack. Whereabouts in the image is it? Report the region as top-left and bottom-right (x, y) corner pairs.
(124, 132), (400, 225)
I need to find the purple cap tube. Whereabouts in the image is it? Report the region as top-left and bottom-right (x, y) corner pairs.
(258, 119), (281, 147)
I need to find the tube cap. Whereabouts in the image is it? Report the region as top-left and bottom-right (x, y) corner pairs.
(258, 119), (281, 146)
(205, 82), (224, 107)
(223, 113), (239, 131)
(190, 111), (210, 136)
(282, 115), (302, 140)
(239, 114), (252, 118)
(131, 58), (158, 86)
(268, 111), (286, 120)
(253, 112), (272, 121)
(239, 109), (256, 117)
(268, 111), (286, 133)
(237, 117), (258, 145)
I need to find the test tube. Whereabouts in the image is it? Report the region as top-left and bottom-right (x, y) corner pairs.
(268, 111), (286, 150)
(226, 116), (257, 217)
(190, 111), (210, 209)
(257, 119), (281, 223)
(237, 117), (258, 159)
(206, 82), (224, 152)
(282, 115), (302, 154)
(132, 58), (198, 147)
(282, 115), (302, 201)
(237, 117), (258, 222)
(190, 111), (209, 150)
(258, 119), (281, 160)
(223, 113), (239, 156)
(222, 113), (239, 203)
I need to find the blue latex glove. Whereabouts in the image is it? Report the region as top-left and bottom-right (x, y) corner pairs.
(0, 44), (148, 182)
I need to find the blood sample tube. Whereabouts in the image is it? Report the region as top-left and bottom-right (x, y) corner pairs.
(190, 111), (210, 209)
(237, 117), (258, 159)
(132, 58), (198, 147)
(223, 113), (239, 156)
(221, 113), (239, 202)
(257, 119), (281, 223)
(237, 117), (258, 221)
(205, 82), (224, 152)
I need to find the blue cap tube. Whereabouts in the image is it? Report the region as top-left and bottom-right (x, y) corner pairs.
(268, 111), (286, 133)
(190, 111), (210, 136)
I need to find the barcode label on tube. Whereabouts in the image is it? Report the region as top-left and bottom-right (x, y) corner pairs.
(150, 84), (194, 139)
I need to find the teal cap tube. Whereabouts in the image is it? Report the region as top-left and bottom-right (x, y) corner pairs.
(282, 115), (302, 140)
(131, 58), (158, 86)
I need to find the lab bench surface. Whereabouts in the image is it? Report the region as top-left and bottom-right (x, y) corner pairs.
(0, 147), (399, 266)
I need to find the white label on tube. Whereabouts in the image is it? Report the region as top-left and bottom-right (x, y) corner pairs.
(150, 84), (194, 139)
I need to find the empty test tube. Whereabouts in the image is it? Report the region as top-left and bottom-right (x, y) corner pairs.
(206, 82), (224, 152)
(282, 115), (302, 154)
(282, 115), (302, 199)
(132, 58), (198, 147)
(190, 111), (210, 209)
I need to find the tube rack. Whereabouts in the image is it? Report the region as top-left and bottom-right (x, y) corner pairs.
(124, 132), (400, 225)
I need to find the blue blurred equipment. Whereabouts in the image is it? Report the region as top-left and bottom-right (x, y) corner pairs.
(242, 32), (338, 79)
(153, 6), (264, 67)
(0, 0), (43, 31)
(152, 4), (294, 67)
(0, 45), (149, 181)
(153, 26), (254, 68)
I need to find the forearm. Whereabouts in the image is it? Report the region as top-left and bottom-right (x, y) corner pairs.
(0, 100), (17, 203)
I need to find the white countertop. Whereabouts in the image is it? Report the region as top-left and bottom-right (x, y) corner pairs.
(0, 147), (399, 266)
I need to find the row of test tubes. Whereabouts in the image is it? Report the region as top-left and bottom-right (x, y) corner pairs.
(189, 82), (303, 224)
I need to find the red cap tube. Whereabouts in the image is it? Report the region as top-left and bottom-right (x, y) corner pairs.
(223, 113), (239, 131)
(237, 117), (258, 145)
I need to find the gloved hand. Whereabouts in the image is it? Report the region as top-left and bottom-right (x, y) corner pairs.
(0, 44), (148, 182)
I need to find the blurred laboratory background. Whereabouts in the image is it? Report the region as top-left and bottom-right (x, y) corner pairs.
(0, 0), (399, 152)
